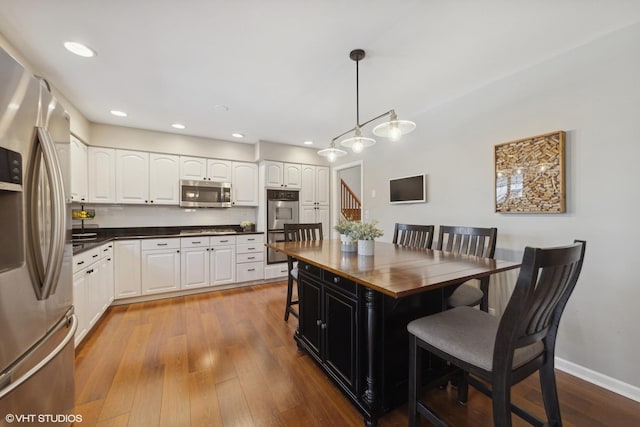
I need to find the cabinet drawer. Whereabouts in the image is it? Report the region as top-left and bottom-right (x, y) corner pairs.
(264, 263), (290, 279)
(236, 243), (262, 254)
(324, 271), (358, 297)
(73, 248), (101, 274)
(236, 261), (264, 283)
(180, 237), (209, 248)
(141, 238), (180, 250)
(99, 242), (114, 257)
(299, 261), (321, 278)
(236, 234), (264, 245)
(236, 252), (264, 263)
(210, 235), (236, 246)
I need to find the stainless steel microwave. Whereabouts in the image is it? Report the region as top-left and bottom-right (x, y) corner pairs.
(180, 179), (232, 207)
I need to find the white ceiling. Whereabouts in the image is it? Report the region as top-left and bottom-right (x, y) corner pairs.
(1, 1), (639, 149)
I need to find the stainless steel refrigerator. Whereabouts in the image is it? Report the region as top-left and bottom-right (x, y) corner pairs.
(0, 47), (76, 425)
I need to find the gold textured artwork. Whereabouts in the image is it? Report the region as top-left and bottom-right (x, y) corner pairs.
(494, 131), (566, 213)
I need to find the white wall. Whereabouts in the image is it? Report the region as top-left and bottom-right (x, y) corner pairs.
(342, 23), (640, 394)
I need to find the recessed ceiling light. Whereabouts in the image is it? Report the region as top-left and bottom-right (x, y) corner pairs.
(303, 140), (314, 145)
(171, 123), (186, 129)
(232, 133), (244, 138)
(63, 41), (95, 58)
(213, 105), (229, 112)
(110, 110), (127, 117)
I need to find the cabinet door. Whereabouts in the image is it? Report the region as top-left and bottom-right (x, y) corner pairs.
(300, 205), (317, 224)
(316, 205), (330, 239)
(232, 162), (258, 206)
(114, 240), (141, 299)
(264, 161), (283, 187)
(73, 270), (89, 346)
(180, 156), (207, 180)
(116, 150), (149, 204)
(283, 163), (302, 188)
(181, 247), (210, 289)
(70, 135), (88, 202)
(298, 273), (322, 358)
(149, 153), (179, 205)
(88, 259), (105, 328)
(88, 147), (116, 203)
(211, 245), (235, 285)
(207, 159), (232, 182)
(141, 249), (181, 294)
(315, 166), (330, 205)
(104, 252), (114, 307)
(324, 287), (358, 392)
(300, 164), (316, 204)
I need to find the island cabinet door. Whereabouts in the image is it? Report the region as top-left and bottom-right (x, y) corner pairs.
(323, 287), (358, 393)
(298, 274), (322, 358)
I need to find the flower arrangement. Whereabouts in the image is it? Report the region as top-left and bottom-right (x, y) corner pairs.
(334, 218), (356, 235)
(348, 221), (384, 241)
(241, 220), (253, 231)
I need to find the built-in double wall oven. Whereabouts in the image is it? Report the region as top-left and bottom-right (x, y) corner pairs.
(266, 189), (299, 264)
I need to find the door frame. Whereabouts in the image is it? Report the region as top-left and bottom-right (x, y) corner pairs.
(331, 160), (364, 239)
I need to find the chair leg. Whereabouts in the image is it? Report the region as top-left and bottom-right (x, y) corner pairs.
(456, 371), (469, 404)
(492, 376), (513, 427)
(539, 361), (563, 426)
(479, 277), (490, 312)
(284, 275), (294, 321)
(408, 334), (421, 427)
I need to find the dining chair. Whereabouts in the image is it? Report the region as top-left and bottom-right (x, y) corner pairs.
(436, 225), (498, 311)
(283, 222), (323, 321)
(392, 223), (435, 249)
(407, 240), (586, 427)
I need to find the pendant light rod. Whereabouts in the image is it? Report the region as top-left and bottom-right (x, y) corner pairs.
(330, 109), (396, 143)
(353, 49), (363, 127)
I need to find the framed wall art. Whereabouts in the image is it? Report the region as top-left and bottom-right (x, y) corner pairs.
(494, 130), (566, 213)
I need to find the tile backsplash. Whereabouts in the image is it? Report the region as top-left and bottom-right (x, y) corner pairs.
(71, 204), (258, 229)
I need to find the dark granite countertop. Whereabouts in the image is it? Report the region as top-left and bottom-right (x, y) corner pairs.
(72, 225), (263, 255)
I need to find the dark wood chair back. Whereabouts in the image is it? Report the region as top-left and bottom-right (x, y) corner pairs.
(284, 223), (323, 242)
(436, 225), (497, 258)
(392, 223), (435, 249)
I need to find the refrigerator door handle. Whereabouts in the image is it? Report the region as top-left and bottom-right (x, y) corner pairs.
(0, 313), (77, 400)
(25, 127), (66, 300)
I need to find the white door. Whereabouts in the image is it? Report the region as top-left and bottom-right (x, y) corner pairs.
(180, 156), (207, 180)
(315, 166), (330, 205)
(149, 153), (179, 205)
(181, 247), (210, 289)
(232, 162), (258, 206)
(70, 136), (88, 202)
(114, 240), (141, 299)
(264, 161), (283, 187)
(283, 163), (302, 188)
(141, 249), (181, 294)
(116, 150), (149, 204)
(207, 159), (232, 182)
(211, 245), (236, 286)
(300, 164), (316, 205)
(88, 147), (116, 203)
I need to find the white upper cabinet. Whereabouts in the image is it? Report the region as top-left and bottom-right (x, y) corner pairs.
(263, 161), (301, 188)
(315, 166), (330, 205)
(180, 156), (232, 182)
(88, 147), (116, 203)
(300, 165), (329, 205)
(149, 153), (179, 204)
(207, 159), (232, 182)
(232, 162), (258, 206)
(70, 135), (88, 202)
(116, 150), (149, 204)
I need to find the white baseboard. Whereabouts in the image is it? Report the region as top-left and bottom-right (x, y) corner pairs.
(555, 357), (640, 403)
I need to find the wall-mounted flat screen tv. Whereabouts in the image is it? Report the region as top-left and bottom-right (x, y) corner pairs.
(389, 174), (426, 204)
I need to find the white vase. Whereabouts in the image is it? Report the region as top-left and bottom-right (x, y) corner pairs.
(358, 239), (375, 256)
(341, 234), (357, 252)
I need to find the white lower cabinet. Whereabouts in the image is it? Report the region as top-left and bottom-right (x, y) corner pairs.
(180, 236), (236, 289)
(236, 234), (264, 282)
(114, 240), (141, 298)
(141, 238), (181, 295)
(73, 242), (114, 346)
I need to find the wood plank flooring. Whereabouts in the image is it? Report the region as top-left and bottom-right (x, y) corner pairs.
(74, 281), (640, 426)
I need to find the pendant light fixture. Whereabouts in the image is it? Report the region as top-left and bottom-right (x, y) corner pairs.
(318, 49), (416, 162)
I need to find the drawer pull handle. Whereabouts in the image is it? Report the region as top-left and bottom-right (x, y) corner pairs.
(220, 240), (229, 243)
(103, 248), (109, 252)
(247, 256), (255, 260)
(157, 243), (168, 246)
(248, 247), (255, 250)
(333, 277), (340, 284)
(192, 241), (201, 244)
(77, 261), (85, 266)
(92, 254), (98, 258)
(248, 268), (255, 272)
(86, 269), (94, 274)
(247, 238), (255, 241)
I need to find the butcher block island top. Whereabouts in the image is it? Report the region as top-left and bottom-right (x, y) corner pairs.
(266, 240), (520, 298)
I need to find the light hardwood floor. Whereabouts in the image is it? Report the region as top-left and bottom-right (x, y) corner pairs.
(74, 281), (640, 426)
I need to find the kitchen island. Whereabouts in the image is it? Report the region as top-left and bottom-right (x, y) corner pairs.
(266, 240), (520, 426)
